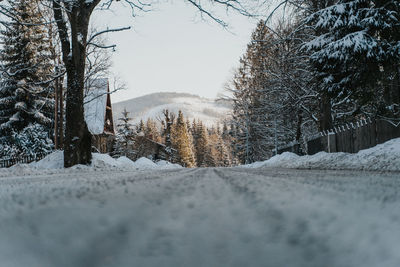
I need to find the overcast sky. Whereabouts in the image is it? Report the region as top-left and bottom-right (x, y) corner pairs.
(92, 1), (259, 103)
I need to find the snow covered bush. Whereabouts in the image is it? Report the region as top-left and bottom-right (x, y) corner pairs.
(0, 123), (53, 159)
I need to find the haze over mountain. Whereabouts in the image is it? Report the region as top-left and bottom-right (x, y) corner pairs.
(112, 92), (232, 127)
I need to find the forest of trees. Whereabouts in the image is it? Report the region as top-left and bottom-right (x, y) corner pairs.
(0, 0), (398, 167)
(0, 0), (255, 167)
(113, 109), (236, 167)
(229, 0), (400, 164)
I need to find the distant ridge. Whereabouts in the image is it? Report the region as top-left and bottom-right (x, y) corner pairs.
(112, 92), (232, 127)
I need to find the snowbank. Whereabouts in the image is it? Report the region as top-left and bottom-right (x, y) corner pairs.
(0, 152), (182, 177)
(244, 138), (400, 172)
(156, 160), (183, 169)
(32, 150), (64, 169)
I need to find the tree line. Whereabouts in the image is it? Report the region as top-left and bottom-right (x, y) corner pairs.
(114, 109), (236, 167)
(229, 0), (400, 164)
(2, 0), (398, 166)
(0, 0), (258, 167)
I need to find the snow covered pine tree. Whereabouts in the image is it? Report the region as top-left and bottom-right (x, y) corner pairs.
(305, 0), (400, 122)
(113, 108), (135, 159)
(0, 0), (55, 158)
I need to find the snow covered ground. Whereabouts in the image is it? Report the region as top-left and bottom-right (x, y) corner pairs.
(0, 167), (399, 267)
(0, 140), (399, 266)
(244, 137), (400, 172)
(0, 152), (182, 178)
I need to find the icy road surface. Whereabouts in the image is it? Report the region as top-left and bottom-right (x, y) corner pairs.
(0, 167), (399, 267)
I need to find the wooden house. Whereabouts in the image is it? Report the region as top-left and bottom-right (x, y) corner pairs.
(84, 78), (115, 153)
(134, 136), (177, 162)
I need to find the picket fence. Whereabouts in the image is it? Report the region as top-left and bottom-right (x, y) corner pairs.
(0, 152), (50, 168)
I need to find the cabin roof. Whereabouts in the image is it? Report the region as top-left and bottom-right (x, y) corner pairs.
(84, 78), (109, 135)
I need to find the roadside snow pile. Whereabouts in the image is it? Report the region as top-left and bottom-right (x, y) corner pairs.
(116, 156), (136, 166)
(31, 150), (64, 169)
(132, 157), (158, 170)
(91, 154), (181, 170)
(28, 151), (125, 170)
(244, 138), (400, 172)
(156, 160), (183, 169)
(0, 152), (182, 177)
(132, 158), (183, 170)
(91, 153), (125, 169)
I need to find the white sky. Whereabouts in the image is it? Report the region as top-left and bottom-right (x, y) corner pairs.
(92, 1), (259, 103)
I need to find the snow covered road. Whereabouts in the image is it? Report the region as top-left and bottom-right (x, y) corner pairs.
(0, 167), (399, 267)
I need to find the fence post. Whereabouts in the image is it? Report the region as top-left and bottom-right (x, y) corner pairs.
(327, 133), (330, 153)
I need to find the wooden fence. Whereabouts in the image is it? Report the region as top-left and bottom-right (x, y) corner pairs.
(277, 141), (302, 155)
(277, 118), (400, 155)
(0, 153), (50, 168)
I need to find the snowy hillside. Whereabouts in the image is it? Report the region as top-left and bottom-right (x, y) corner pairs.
(112, 92), (231, 126)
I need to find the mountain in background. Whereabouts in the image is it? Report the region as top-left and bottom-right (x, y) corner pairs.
(112, 92), (232, 127)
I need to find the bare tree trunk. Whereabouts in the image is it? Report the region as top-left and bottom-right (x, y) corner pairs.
(54, 76), (59, 149)
(393, 66), (400, 105)
(64, 69), (92, 167)
(319, 92), (333, 131)
(296, 109), (303, 141)
(59, 78), (64, 149)
(63, 6), (94, 167)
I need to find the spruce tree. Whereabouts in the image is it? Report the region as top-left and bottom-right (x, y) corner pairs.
(0, 0), (54, 149)
(114, 109), (135, 159)
(195, 123), (210, 167)
(145, 118), (160, 142)
(305, 0), (400, 121)
(0, 123), (53, 159)
(171, 111), (196, 167)
(161, 110), (175, 162)
(136, 119), (145, 135)
(213, 131), (232, 167)
(191, 119), (197, 137)
(230, 21), (278, 163)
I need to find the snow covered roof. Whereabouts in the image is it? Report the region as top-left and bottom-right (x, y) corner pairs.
(84, 78), (109, 135)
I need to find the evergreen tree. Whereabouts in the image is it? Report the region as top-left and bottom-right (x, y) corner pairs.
(0, 0), (54, 144)
(145, 118), (160, 142)
(0, 123), (53, 159)
(171, 111), (196, 167)
(194, 123), (210, 167)
(161, 109), (176, 162)
(221, 121), (235, 166)
(229, 19), (319, 162)
(136, 119), (145, 135)
(229, 21), (278, 163)
(222, 121), (229, 138)
(191, 119), (197, 137)
(215, 135), (232, 167)
(305, 0), (400, 122)
(206, 131), (220, 167)
(114, 109), (135, 159)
